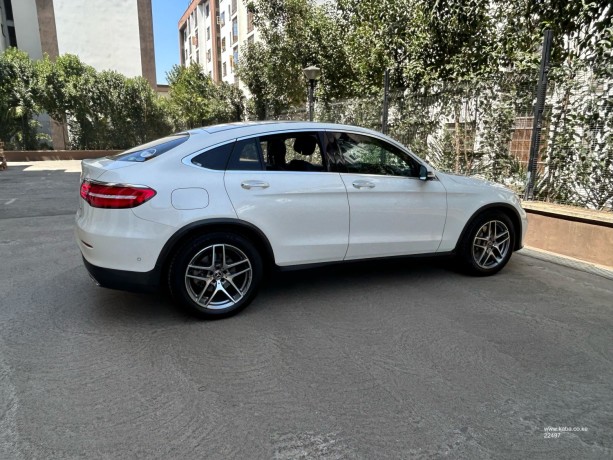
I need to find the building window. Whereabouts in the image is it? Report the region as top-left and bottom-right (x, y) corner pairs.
(233, 47), (239, 65)
(220, 11), (225, 26)
(232, 18), (238, 43)
(194, 11), (197, 27)
(221, 37), (226, 52)
(205, 4), (209, 17)
(7, 25), (17, 47)
(207, 49), (211, 62)
(4, 0), (14, 21)
(247, 11), (254, 33)
(232, 0), (237, 15)
(206, 26), (210, 40)
(222, 62), (227, 77)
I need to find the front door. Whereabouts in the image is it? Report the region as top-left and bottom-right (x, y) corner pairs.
(326, 131), (447, 260)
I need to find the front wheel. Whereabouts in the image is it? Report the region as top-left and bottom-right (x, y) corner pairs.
(168, 233), (263, 319)
(458, 213), (515, 276)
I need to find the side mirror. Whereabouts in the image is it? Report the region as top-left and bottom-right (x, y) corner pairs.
(419, 165), (430, 181)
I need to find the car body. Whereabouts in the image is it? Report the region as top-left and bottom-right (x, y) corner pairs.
(76, 121), (527, 318)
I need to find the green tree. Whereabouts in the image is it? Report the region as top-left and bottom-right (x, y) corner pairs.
(91, 71), (171, 149)
(337, 0), (497, 91)
(37, 54), (100, 149)
(0, 48), (46, 149)
(238, 0), (356, 118)
(38, 54), (172, 149)
(166, 63), (244, 129)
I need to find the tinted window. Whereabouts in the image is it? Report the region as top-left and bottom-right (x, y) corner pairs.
(330, 132), (420, 177)
(192, 141), (235, 170)
(226, 138), (263, 171)
(112, 135), (189, 163)
(260, 132), (325, 172)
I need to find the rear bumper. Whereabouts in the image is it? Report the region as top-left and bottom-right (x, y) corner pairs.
(82, 256), (160, 293)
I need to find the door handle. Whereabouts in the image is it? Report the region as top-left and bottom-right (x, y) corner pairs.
(241, 180), (270, 190)
(352, 180), (375, 189)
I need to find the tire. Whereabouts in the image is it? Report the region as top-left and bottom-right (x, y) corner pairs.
(457, 212), (515, 276)
(168, 232), (263, 319)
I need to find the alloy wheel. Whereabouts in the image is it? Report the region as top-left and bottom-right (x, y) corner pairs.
(184, 244), (253, 310)
(471, 220), (511, 270)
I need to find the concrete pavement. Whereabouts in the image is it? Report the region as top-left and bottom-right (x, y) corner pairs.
(1, 162), (612, 459)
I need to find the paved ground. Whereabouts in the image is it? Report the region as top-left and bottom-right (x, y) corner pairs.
(1, 162), (612, 459)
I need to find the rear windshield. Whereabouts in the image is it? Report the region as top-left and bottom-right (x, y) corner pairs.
(111, 134), (189, 162)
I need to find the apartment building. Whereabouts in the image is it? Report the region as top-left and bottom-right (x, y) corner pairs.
(178, 0), (258, 87)
(1, 0), (157, 148)
(0, 0), (16, 51)
(0, 0), (156, 87)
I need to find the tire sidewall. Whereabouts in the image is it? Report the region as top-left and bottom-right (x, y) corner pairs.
(169, 232), (263, 319)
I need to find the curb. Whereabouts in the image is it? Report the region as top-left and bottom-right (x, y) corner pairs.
(518, 247), (613, 280)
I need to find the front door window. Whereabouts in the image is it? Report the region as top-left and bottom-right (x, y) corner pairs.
(329, 132), (420, 177)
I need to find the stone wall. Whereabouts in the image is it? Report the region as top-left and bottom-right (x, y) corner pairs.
(523, 202), (613, 268)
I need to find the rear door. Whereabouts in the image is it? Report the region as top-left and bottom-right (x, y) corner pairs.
(223, 131), (350, 266)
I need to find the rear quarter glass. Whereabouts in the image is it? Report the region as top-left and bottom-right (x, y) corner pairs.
(111, 134), (189, 163)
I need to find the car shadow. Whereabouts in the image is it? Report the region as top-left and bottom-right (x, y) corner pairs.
(83, 256), (460, 324)
(248, 255), (463, 319)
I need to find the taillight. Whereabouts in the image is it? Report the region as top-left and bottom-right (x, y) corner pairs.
(79, 180), (156, 209)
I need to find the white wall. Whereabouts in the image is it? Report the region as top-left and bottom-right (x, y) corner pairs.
(0, 1), (7, 52)
(53, 0), (142, 77)
(11, 0), (43, 59)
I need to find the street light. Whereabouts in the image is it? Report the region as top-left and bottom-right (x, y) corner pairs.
(303, 65), (321, 122)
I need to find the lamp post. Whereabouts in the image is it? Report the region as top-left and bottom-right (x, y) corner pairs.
(303, 65), (321, 122)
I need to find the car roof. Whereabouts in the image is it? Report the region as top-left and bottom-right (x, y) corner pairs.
(187, 121), (384, 138)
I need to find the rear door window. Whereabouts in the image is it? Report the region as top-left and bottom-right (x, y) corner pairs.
(260, 132), (325, 171)
(111, 134), (189, 162)
(226, 138), (264, 171)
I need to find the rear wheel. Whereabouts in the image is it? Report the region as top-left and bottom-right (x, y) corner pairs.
(168, 233), (263, 319)
(458, 212), (515, 276)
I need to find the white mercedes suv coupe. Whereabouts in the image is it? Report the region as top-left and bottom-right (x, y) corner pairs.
(76, 122), (527, 318)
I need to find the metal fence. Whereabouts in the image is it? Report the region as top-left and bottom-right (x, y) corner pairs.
(271, 67), (613, 212)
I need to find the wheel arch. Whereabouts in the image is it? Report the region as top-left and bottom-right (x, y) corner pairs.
(454, 203), (523, 252)
(156, 219), (276, 282)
